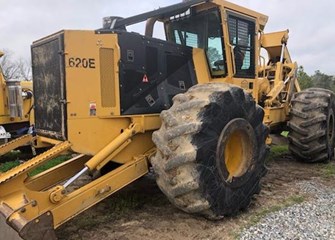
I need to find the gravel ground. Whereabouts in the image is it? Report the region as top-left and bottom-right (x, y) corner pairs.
(240, 181), (335, 240)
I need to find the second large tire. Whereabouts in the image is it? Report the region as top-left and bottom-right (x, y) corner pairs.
(151, 83), (268, 219)
(288, 88), (335, 163)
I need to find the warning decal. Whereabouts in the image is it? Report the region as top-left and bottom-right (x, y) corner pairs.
(142, 74), (149, 83)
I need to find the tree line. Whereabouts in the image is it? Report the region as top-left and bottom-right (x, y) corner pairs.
(298, 66), (335, 91)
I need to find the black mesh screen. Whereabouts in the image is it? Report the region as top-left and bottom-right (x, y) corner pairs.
(228, 14), (256, 78)
(31, 34), (66, 140)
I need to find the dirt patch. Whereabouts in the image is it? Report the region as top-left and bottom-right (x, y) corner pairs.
(56, 153), (335, 240)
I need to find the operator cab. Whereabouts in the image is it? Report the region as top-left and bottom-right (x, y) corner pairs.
(165, 7), (256, 79)
(96, 0), (267, 115)
(101, 0), (259, 80)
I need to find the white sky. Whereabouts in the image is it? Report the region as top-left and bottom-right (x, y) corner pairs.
(1, 0), (334, 75)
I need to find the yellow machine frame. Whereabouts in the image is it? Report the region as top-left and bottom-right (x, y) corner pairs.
(0, 1), (299, 239)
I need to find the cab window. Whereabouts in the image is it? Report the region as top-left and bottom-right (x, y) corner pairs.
(167, 9), (227, 78)
(227, 13), (256, 78)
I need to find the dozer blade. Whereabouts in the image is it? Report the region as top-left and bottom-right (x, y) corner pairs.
(0, 134), (34, 156)
(0, 140), (149, 240)
(0, 140), (72, 239)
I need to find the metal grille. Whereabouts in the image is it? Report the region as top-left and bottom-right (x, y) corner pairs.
(31, 34), (66, 140)
(228, 14), (256, 78)
(100, 48), (116, 107)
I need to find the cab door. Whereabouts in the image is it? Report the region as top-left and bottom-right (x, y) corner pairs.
(224, 11), (257, 89)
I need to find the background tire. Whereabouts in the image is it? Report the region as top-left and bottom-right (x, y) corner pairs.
(288, 88), (335, 163)
(151, 83), (268, 219)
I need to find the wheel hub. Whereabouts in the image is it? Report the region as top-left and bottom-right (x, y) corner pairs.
(216, 118), (257, 187)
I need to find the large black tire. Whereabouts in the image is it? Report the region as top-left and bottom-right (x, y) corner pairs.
(288, 88), (335, 163)
(151, 83), (268, 219)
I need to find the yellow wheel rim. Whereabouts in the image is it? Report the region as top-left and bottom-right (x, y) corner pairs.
(216, 118), (256, 185)
(224, 129), (253, 182)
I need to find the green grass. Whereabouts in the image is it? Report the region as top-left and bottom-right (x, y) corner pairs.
(0, 150), (21, 163)
(0, 151), (22, 172)
(0, 159), (21, 172)
(287, 194), (305, 204)
(281, 131), (289, 137)
(267, 145), (289, 162)
(320, 163), (335, 178)
(0, 154), (71, 175)
(29, 155), (71, 176)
